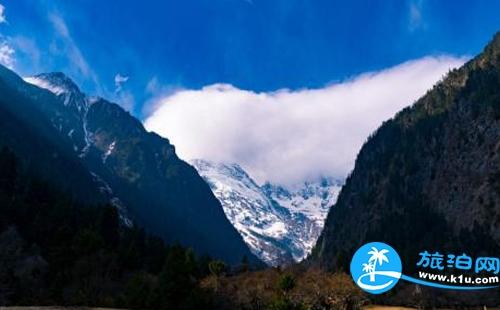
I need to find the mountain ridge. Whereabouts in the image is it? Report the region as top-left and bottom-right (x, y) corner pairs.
(0, 66), (258, 264)
(191, 159), (341, 265)
(310, 32), (500, 304)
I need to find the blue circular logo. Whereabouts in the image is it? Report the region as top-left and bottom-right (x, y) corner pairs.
(350, 242), (402, 294)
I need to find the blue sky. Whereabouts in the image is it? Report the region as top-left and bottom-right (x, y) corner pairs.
(0, 1), (499, 185)
(1, 0), (499, 118)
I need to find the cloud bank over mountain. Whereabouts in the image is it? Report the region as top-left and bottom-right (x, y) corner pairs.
(145, 56), (466, 186)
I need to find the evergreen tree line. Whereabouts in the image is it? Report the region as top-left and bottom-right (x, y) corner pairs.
(0, 146), (364, 310)
(0, 146), (227, 309)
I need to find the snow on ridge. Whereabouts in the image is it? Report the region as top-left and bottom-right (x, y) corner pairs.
(23, 76), (67, 96)
(86, 96), (101, 105)
(264, 179), (342, 226)
(90, 171), (133, 228)
(102, 141), (116, 163)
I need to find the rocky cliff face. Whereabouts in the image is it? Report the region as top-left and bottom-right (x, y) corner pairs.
(311, 33), (500, 305)
(0, 67), (257, 264)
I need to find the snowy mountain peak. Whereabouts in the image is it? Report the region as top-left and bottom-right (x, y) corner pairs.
(191, 159), (260, 189)
(191, 159), (343, 266)
(263, 177), (342, 225)
(24, 72), (88, 113)
(24, 72), (80, 95)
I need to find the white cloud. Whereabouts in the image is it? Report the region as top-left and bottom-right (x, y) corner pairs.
(0, 5), (14, 69)
(409, 0), (424, 31)
(115, 90), (135, 111)
(0, 4), (6, 24)
(144, 56), (466, 186)
(114, 73), (129, 92)
(112, 73), (135, 111)
(142, 76), (182, 117)
(49, 13), (70, 40)
(11, 36), (41, 71)
(146, 76), (160, 94)
(48, 13), (99, 87)
(0, 41), (14, 69)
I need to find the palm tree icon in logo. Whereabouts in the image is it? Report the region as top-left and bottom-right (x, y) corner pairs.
(365, 247), (389, 282)
(351, 242), (402, 294)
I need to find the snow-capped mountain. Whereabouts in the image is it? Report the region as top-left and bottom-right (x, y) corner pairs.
(191, 159), (342, 266)
(262, 180), (339, 226)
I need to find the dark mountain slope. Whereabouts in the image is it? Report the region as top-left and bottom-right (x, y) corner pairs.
(311, 33), (500, 303)
(0, 147), (215, 308)
(82, 98), (256, 263)
(0, 66), (257, 264)
(0, 66), (102, 204)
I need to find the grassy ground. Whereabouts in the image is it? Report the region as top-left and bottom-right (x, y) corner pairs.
(364, 307), (499, 310)
(363, 307), (418, 310)
(0, 308), (127, 310)
(364, 307), (441, 310)
(1, 306), (498, 310)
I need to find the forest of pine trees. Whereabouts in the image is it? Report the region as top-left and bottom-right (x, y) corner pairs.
(0, 146), (219, 309)
(0, 146), (367, 310)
